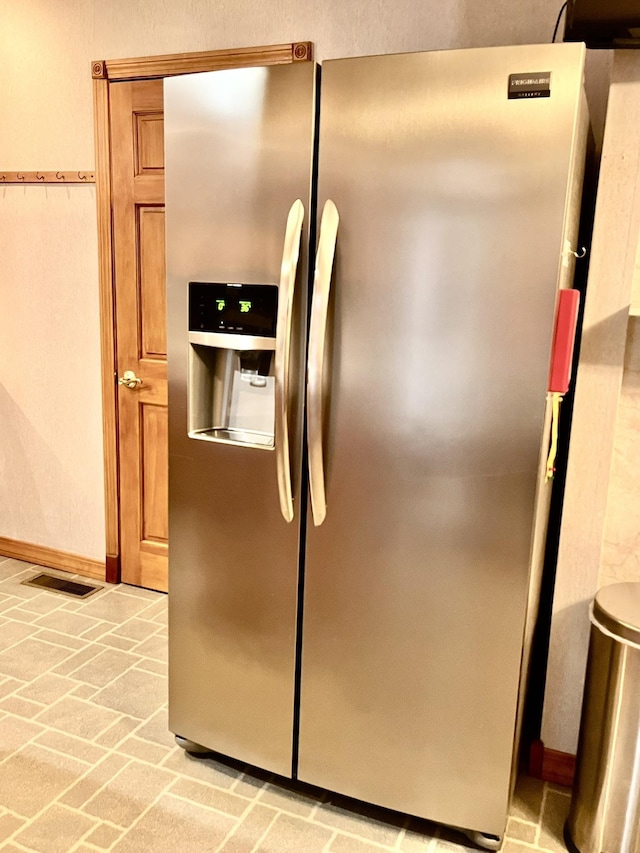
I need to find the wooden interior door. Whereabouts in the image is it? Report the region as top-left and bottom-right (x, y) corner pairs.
(99, 45), (312, 592)
(110, 79), (168, 591)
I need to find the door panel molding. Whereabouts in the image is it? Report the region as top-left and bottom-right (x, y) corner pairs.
(138, 207), (167, 359)
(93, 43), (313, 586)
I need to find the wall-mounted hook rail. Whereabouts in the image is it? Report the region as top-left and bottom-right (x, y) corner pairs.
(0, 171), (95, 184)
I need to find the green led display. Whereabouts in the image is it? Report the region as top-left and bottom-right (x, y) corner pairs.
(216, 299), (226, 312)
(239, 301), (252, 313)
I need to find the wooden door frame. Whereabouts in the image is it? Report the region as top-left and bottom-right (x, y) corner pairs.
(93, 42), (313, 585)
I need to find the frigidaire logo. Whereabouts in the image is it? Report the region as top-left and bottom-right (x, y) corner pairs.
(508, 71), (551, 100)
(513, 77), (549, 86)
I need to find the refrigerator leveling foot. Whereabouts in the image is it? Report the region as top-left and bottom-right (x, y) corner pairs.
(463, 831), (502, 851)
(174, 735), (213, 756)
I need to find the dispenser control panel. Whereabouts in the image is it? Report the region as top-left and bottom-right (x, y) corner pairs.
(189, 282), (278, 337)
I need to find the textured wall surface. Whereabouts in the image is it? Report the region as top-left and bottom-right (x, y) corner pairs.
(601, 319), (640, 588)
(0, 185), (102, 555)
(0, 0), (614, 748)
(0, 0), (612, 167)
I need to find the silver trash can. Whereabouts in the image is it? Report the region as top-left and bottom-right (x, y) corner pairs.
(565, 582), (640, 853)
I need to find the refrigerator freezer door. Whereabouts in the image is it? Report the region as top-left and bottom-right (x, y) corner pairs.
(298, 44), (586, 834)
(165, 63), (316, 777)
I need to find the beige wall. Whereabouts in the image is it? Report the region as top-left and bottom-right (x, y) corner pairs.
(600, 322), (640, 588)
(0, 0), (615, 746)
(0, 185), (101, 557)
(595, 241), (640, 718)
(0, 0), (613, 169)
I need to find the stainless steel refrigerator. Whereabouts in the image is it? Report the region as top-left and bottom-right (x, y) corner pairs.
(165, 43), (588, 843)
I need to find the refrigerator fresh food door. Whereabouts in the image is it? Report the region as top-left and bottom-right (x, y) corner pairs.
(299, 44), (587, 835)
(165, 62), (316, 777)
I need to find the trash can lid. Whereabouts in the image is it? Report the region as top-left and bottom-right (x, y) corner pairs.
(593, 582), (640, 645)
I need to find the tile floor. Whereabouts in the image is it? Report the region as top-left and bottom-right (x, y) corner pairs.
(0, 557), (573, 853)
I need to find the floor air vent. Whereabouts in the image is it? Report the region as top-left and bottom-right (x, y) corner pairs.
(21, 572), (102, 598)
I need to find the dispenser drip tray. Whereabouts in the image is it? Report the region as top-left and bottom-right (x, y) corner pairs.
(189, 427), (274, 449)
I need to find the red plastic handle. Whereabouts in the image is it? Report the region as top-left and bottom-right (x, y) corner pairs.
(548, 289), (580, 394)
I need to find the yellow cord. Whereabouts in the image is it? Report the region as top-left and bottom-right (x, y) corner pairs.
(545, 392), (563, 482)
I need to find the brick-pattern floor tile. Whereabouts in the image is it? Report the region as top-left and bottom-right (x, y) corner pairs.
(0, 572), (575, 853)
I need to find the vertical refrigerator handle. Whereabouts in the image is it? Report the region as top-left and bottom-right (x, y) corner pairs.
(275, 200), (305, 523)
(307, 199), (339, 527)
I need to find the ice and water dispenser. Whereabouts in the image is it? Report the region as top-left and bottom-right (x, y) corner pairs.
(188, 282), (278, 449)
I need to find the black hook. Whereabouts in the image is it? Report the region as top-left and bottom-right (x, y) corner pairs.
(78, 172), (87, 181)
(17, 173), (25, 181)
(36, 172), (45, 181)
(56, 172), (65, 181)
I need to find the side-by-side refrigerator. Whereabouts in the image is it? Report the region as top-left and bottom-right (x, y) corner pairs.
(165, 43), (588, 842)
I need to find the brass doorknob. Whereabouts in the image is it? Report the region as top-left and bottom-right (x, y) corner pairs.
(118, 370), (142, 389)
